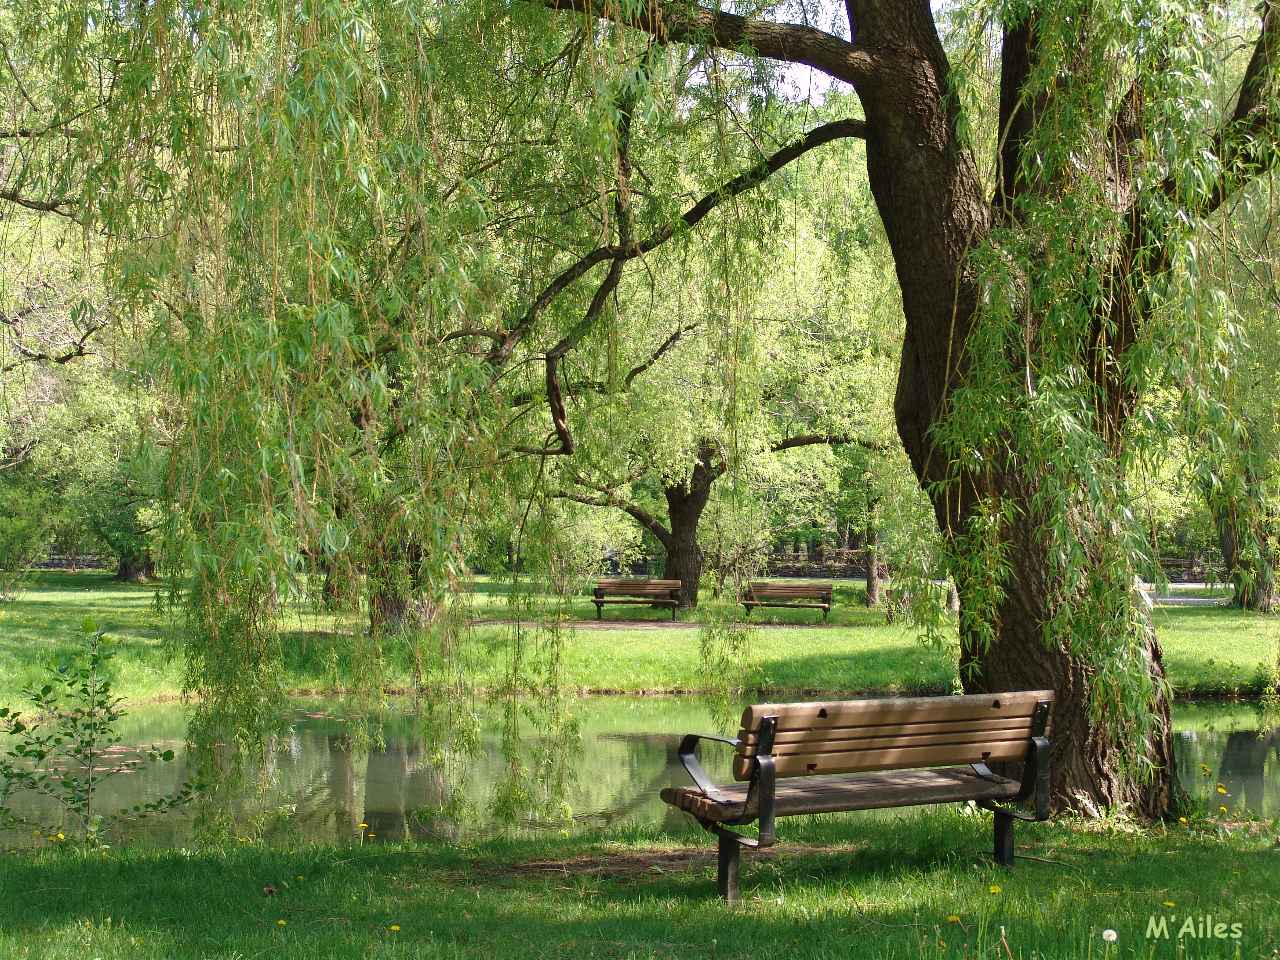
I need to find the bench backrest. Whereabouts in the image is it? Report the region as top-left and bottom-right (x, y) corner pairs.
(746, 581), (833, 600)
(732, 690), (1053, 781)
(595, 578), (681, 597)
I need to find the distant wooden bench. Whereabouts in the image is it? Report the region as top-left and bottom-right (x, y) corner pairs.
(592, 578), (682, 621)
(740, 581), (834, 620)
(661, 690), (1054, 901)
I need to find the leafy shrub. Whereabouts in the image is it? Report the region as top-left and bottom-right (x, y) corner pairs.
(0, 624), (198, 845)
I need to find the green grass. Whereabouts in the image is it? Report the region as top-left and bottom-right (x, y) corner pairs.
(1, 572), (1276, 704)
(1154, 605), (1280, 696)
(1, 811), (1276, 958)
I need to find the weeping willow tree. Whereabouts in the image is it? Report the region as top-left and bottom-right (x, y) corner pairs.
(547, 162), (898, 608)
(504, 0), (1280, 816)
(6, 0), (1280, 816)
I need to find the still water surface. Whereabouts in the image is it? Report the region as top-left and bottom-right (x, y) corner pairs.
(3, 697), (1275, 846)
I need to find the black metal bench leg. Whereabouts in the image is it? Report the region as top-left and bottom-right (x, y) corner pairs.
(717, 830), (741, 902)
(994, 809), (1015, 866)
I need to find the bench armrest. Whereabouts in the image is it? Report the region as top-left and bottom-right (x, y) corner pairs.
(744, 716), (778, 846)
(677, 733), (739, 803)
(1013, 735), (1051, 820)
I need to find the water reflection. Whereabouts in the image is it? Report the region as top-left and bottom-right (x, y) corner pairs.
(1174, 703), (1280, 818)
(2, 698), (1275, 847)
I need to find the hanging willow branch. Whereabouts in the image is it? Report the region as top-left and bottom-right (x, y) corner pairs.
(481, 116), (868, 365)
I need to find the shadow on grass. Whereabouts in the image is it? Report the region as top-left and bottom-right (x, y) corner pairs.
(2, 812), (1275, 959)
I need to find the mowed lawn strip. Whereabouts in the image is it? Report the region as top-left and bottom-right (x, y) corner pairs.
(1, 572), (1275, 703)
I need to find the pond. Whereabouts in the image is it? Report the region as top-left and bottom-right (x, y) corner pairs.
(3, 697), (1276, 847)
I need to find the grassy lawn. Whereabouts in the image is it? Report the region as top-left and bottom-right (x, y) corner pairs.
(1, 811), (1276, 959)
(1, 571), (1276, 703)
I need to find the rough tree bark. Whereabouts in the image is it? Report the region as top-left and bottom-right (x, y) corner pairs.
(1213, 483), (1279, 613)
(114, 550), (155, 583)
(660, 451), (716, 608)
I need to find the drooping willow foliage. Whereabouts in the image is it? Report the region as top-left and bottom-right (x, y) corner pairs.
(921, 0), (1278, 781)
(1, 0), (855, 794)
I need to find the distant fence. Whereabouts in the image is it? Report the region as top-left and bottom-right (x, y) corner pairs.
(34, 555), (110, 570)
(765, 559), (867, 580)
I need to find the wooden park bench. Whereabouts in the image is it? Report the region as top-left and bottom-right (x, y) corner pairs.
(661, 689), (1054, 901)
(592, 578), (682, 621)
(740, 581), (834, 621)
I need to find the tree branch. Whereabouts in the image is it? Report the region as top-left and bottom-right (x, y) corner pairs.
(1, 318), (107, 373)
(1181, 1), (1280, 214)
(623, 321), (698, 388)
(769, 433), (888, 453)
(552, 465), (672, 544)
(0, 187), (75, 215)
(536, 0), (877, 86)
(488, 117), (867, 364)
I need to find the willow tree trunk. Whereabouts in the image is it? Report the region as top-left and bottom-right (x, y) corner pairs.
(949, 501), (1175, 817)
(660, 457), (715, 608)
(115, 551), (155, 583)
(854, 5), (1173, 815)
(368, 538), (434, 635)
(1215, 502), (1279, 613)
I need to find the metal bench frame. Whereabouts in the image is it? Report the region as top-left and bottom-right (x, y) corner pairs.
(673, 698), (1052, 901)
(740, 582), (834, 621)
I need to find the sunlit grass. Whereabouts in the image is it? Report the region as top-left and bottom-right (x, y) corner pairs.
(1, 571), (1275, 704)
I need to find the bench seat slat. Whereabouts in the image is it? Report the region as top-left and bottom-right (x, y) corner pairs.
(596, 579), (680, 589)
(593, 601), (680, 609)
(741, 601), (830, 609)
(737, 715), (1035, 751)
(747, 588), (832, 596)
(596, 588), (680, 595)
(661, 766), (1021, 822)
(732, 737), (1030, 780)
(737, 728), (1032, 760)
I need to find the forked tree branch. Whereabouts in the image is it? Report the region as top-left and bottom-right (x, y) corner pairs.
(536, 0), (878, 86)
(0, 187), (75, 215)
(1179, 1), (1280, 214)
(485, 117), (867, 364)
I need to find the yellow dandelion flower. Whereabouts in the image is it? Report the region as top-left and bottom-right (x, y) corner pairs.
(1178, 816), (1188, 825)
(296, 875), (304, 881)
(946, 915), (961, 923)
(276, 919), (287, 927)
(389, 924), (401, 932)
(55, 832), (64, 841)
(358, 822), (369, 829)
(1216, 786), (1228, 796)
(1162, 901), (1176, 908)
(368, 832), (376, 837)
(988, 884), (1002, 895)
(1219, 805), (1228, 814)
